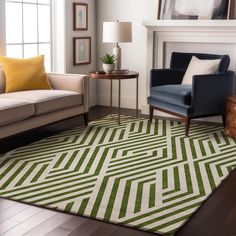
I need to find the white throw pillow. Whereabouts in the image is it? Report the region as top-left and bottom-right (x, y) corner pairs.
(182, 56), (221, 85)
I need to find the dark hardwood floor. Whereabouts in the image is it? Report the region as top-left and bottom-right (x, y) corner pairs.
(0, 106), (236, 236)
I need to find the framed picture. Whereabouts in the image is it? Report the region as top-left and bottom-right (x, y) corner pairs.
(73, 3), (88, 31)
(212, 0), (231, 19)
(159, 0), (231, 20)
(73, 37), (91, 65)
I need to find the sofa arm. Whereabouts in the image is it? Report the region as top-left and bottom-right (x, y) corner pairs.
(192, 71), (235, 116)
(151, 69), (185, 87)
(47, 73), (89, 112)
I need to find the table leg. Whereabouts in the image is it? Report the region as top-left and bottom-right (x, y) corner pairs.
(136, 77), (139, 117)
(110, 78), (113, 117)
(118, 79), (121, 125)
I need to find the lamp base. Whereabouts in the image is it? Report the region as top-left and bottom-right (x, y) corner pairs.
(113, 44), (121, 70)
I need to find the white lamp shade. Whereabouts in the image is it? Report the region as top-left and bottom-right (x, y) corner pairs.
(103, 22), (132, 43)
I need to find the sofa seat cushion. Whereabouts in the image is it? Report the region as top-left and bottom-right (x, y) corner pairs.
(150, 85), (192, 107)
(0, 90), (83, 115)
(0, 98), (35, 126)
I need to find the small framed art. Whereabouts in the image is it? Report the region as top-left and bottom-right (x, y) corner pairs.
(73, 37), (91, 65)
(73, 3), (88, 31)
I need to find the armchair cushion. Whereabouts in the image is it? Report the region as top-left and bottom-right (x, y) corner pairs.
(151, 84), (192, 107)
(182, 56), (221, 85)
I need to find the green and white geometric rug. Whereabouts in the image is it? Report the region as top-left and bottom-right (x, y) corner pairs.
(0, 115), (236, 235)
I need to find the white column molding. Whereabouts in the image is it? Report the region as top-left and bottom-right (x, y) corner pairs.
(52, 0), (66, 73)
(0, 0), (6, 56)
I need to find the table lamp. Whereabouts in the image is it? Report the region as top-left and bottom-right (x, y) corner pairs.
(103, 21), (132, 72)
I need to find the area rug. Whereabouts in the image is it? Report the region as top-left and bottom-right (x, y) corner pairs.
(0, 115), (236, 235)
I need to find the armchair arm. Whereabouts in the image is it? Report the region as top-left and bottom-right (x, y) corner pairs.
(192, 71), (235, 116)
(151, 69), (185, 87)
(47, 73), (89, 112)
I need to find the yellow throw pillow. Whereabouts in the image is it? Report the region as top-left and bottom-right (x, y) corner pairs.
(0, 55), (51, 93)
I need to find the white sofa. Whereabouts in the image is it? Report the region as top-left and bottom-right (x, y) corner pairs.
(0, 67), (89, 140)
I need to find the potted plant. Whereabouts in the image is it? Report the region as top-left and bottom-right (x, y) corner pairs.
(100, 53), (116, 74)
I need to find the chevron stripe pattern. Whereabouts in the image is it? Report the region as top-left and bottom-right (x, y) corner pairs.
(0, 115), (236, 235)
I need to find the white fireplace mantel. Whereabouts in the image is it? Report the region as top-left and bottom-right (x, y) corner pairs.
(143, 20), (236, 32)
(144, 20), (236, 69)
(142, 20), (236, 116)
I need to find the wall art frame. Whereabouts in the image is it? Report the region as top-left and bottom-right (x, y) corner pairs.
(73, 2), (88, 31)
(73, 37), (91, 65)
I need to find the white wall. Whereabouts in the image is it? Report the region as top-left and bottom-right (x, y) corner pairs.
(96, 0), (157, 109)
(65, 0), (97, 107)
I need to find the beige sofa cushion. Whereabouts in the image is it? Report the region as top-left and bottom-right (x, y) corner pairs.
(0, 98), (35, 126)
(0, 90), (83, 115)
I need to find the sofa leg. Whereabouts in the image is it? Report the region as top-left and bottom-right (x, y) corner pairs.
(222, 114), (226, 127)
(149, 106), (154, 123)
(83, 112), (89, 126)
(185, 117), (191, 137)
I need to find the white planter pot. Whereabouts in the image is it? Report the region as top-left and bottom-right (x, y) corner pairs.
(103, 63), (115, 74)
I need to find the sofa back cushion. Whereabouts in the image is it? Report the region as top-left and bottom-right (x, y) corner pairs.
(170, 52), (230, 74)
(0, 67), (6, 94)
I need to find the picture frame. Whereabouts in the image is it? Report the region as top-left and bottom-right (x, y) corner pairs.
(158, 0), (231, 20)
(73, 3), (88, 31)
(73, 37), (91, 65)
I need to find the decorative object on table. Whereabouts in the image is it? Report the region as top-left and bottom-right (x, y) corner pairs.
(73, 2), (88, 31)
(1, 115), (236, 235)
(159, 0), (231, 20)
(73, 37), (91, 65)
(100, 53), (116, 74)
(148, 52), (234, 137)
(103, 21), (132, 71)
(224, 95), (236, 138)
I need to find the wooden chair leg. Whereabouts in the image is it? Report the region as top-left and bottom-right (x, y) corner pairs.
(149, 106), (154, 123)
(83, 112), (89, 126)
(185, 117), (191, 137)
(222, 114), (226, 127)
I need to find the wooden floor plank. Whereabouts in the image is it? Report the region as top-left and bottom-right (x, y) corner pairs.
(24, 213), (72, 236)
(45, 226), (71, 236)
(90, 222), (117, 236)
(0, 203), (29, 223)
(0, 219), (21, 235)
(67, 220), (101, 236)
(10, 206), (42, 223)
(59, 216), (88, 231)
(0, 198), (17, 211)
(2, 209), (56, 236)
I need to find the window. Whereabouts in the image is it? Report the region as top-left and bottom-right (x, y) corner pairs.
(5, 0), (52, 71)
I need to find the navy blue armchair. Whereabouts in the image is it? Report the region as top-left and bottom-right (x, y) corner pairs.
(148, 52), (235, 137)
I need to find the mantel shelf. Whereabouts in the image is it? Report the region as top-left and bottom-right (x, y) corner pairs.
(143, 20), (236, 32)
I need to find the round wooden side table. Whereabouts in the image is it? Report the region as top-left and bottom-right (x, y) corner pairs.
(224, 95), (236, 138)
(89, 71), (139, 125)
